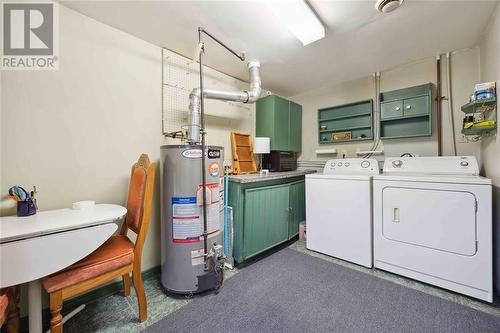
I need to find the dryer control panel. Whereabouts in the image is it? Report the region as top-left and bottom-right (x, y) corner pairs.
(383, 156), (479, 175)
(323, 158), (379, 175)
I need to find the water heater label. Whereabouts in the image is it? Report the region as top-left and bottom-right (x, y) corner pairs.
(197, 183), (220, 205)
(209, 163), (220, 177)
(207, 149), (221, 159)
(181, 149), (202, 159)
(191, 248), (204, 266)
(172, 197), (202, 243)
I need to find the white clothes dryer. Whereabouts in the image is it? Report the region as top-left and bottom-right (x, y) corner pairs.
(373, 156), (492, 302)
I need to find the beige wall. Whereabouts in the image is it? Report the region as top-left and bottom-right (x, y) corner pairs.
(290, 48), (481, 164)
(1, 4), (165, 313)
(481, 3), (500, 184)
(1, 3), (164, 268)
(479, 2), (500, 296)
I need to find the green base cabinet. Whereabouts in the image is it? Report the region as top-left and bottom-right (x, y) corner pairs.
(288, 180), (305, 239)
(243, 184), (290, 258)
(256, 95), (302, 152)
(229, 177), (306, 263)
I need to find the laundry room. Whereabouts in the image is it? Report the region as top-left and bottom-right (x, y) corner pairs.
(0, 0), (499, 332)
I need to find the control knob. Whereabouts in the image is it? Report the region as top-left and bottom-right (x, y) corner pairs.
(392, 160), (403, 168)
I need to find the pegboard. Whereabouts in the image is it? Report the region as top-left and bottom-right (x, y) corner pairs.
(162, 48), (255, 137)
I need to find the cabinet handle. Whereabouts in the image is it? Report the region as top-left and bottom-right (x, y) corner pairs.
(395, 107), (401, 111)
(406, 105), (411, 110)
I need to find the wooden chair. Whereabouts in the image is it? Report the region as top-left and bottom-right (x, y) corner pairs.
(43, 154), (156, 333)
(0, 286), (20, 333)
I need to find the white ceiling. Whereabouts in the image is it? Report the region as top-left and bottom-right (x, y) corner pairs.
(62, 0), (499, 96)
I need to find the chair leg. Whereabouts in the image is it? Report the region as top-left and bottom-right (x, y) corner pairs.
(49, 291), (63, 333)
(122, 273), (131, 297)
(6, 286), (20, 333)
(132, 266), (147, 322)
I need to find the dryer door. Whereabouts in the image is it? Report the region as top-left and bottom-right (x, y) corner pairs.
(382, 187), (477, 256)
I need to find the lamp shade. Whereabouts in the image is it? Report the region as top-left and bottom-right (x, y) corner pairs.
(253, 137), (270, 154)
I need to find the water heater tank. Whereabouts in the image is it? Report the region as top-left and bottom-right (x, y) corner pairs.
(160, 145), (224, 294)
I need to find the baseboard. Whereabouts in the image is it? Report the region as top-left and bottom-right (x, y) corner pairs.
(12, 265), (160, 333)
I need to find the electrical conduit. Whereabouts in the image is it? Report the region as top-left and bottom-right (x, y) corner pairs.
(446, 52), (457, 155)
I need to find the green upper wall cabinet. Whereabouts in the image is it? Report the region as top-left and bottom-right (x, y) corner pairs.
(318, 100), (373, 144)
(379, 83), (433, 139)
(256, 95), (302, 152)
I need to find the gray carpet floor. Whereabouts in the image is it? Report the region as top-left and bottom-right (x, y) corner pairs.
(145, 249), (500, 333)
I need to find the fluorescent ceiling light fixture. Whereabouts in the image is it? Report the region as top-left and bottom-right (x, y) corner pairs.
(267, 0), (325, 46)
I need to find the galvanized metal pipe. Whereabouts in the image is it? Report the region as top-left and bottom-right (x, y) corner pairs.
(187, 61), (262, 143)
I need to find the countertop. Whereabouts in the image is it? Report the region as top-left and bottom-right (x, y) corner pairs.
(228, 169), (317, 184)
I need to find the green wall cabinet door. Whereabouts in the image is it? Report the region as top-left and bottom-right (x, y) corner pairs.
(256, 95), (302, 152)
(288, 180), (305, 239)
(380, 100), (403, 120)
(273, 97), (290, 151)
(243, 184), (290, 259)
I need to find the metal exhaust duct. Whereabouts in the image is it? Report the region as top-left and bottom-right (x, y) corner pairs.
(187, 61), (262, 143)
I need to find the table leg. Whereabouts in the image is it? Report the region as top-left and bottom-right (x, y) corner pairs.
(28, 279), (43, 333)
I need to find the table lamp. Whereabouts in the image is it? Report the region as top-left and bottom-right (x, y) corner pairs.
(254, 137), (270, 175)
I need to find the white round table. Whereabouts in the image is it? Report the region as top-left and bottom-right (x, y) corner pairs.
(0, 204), (127, 333)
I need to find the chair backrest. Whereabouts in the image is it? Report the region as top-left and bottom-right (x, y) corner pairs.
(120, 154), (156, 257)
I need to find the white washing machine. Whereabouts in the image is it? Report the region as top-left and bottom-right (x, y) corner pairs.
(306, 158), (379, 268)
(373, 156), (493, 302)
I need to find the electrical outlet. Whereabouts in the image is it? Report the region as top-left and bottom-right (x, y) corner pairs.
(459, 134), (467, 143)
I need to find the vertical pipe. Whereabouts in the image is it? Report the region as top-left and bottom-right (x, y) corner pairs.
(224, 171), (229, 256)
(447, 52), (457, 156)
(436, 55), (443, 156)
(198, 29), (209, 269)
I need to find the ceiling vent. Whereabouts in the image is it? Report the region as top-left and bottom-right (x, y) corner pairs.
(375, 0), (405, 13)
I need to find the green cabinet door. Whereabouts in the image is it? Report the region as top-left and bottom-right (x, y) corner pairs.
(272, 96), (291, 151)
(381, 100), (403, 120)
(256, 95), (302, 152)
(242, 184), (290, 259)
(289, 102), (302, 152)
(403, 96), (429, 117)
(256, 96), (275, 139)
(288, 180), (305, 239)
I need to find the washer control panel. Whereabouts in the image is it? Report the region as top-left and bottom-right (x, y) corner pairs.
(323, 158), (380, 175)
(384, 156), (479, 175)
